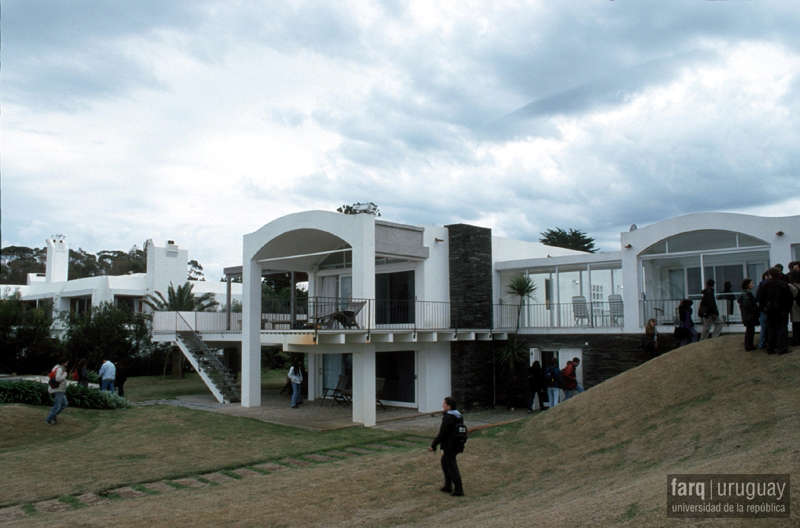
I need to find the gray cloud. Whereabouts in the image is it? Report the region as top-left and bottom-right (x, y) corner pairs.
(5, 0), (800, 281)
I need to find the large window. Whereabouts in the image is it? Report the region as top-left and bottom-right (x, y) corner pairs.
(498, 263), (621, 329)
(376, 270), (415, 325)
(376, 351), (415, 404)
(640, 230), (769, 325)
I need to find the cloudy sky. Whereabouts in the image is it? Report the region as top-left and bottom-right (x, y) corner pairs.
(3, 0), (800, 280)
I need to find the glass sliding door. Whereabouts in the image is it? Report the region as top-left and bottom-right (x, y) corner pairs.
(376, 271), (415, 325)
(375, 351), (416, 406)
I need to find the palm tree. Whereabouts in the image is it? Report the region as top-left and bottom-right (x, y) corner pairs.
(495, 275), (537, 408)
(144, 282), (219, 312)
(144, 282), (219, 378)
(504, 274), (537, 333)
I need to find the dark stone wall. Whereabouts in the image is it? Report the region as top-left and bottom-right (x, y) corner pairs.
(449, 332), (681, 409)
(515, 333), (680, 389)
(443, 221), (681, 408)
(445, 223), (493, 329)
(450, 340), (496, 410)
(446, 223), (495, 407)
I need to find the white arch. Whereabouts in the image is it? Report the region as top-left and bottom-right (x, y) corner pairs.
(240, 211), (377, 425)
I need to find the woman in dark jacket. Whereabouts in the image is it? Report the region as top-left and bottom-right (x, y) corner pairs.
(677, 299), (699, 346)
(526, 360), (547, 413)
(75, 358), (90, 388)
(738, 278), (759, 351)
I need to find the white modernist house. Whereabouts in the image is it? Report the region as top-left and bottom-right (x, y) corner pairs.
(496, 212), (800, 334)
(233, 210), (583, 426)
(232, 210), (800, 426)
(10, 212), (798, 426)
(3, 236), (241, 327)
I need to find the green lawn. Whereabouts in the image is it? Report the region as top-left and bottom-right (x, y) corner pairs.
(123, 369), (287, 402)
(0, 402), (405, 507)
(3, 337), (798, 527)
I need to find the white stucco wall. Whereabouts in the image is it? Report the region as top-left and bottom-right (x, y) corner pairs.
(418, 225), (450, 304)
(146, 239), (190, 300)
(416, 341), (452, 413)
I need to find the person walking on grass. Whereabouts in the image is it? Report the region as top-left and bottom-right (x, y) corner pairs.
(288, 357), (303, 409)
(46, 357), (69, 425)
(428, 396), (464, 497)
(99, 358), (116, 392)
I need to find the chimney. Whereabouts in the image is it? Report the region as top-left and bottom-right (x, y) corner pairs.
(45, 235), (69, 283)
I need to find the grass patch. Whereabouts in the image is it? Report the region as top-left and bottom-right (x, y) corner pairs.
(3, 337), (798, 527)
(57, 495), (84, 509)
(123, 369), (287, 402)
(0, 403), (403, 507)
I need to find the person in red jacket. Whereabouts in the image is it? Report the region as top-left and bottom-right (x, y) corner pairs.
(562, 357), (584, 400)
(46, 357), (69, 425)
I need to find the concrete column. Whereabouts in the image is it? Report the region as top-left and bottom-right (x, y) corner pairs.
(306, 353), (317, 401)
(417, 342), (450, 413)
(351, 218), (375, 328)
(241, 258), (262, 407)
(351, 345), (376, 427)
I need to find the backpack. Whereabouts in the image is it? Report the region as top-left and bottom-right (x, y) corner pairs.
(452, 420), (468, 453)
(48, 368), (60, 389)
(545, 366), (558, 385)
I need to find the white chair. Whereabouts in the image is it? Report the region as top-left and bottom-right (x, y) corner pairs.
(608, 294), (624, 326)
(572, 296), (590, 327)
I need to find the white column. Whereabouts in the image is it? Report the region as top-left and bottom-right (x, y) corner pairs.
(241, 258), (262, 407)
(351, 345), (376, 427)
(417, 343), (450, 413)
(306, 353), (317, 401)
(350, 218), (375, 328)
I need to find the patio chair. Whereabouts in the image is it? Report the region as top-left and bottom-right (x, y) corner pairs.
(335, 377), (385, 409)
(310, 300), (366, 329)
(572, 296), (590, 327)
(375, 377), (386, 410)
(335, 388), (353, 407)
(608, 294), (624, 326)
(320, 374), (350, 406)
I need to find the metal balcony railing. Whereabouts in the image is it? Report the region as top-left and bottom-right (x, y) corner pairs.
(152, 297), (673, 334)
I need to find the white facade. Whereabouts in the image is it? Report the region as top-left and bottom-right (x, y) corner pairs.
(3, 237), (241, 317)
(496, 212), (800, 334)
(10, 211), (797, 426)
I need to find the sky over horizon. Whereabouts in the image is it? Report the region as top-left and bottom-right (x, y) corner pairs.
(3, 0), (800, 281)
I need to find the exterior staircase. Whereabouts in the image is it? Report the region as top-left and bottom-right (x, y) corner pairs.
(175, 327), (241, 403)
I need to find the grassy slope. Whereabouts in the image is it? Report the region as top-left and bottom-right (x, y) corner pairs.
(0, 405), (403, 507)
(3, 336), (798, 527)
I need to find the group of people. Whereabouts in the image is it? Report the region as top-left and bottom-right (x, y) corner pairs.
(45, 357), (127, 425)
(742, 263), (799, 355)
(674, 262), (800, 355)
(526, 357), (583, 411)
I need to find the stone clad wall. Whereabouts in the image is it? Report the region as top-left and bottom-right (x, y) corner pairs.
(452, 333), (677, 410)
(445, 223), (493, 329)
(446, 223), (494, 408)
(444, 221), (678, 409)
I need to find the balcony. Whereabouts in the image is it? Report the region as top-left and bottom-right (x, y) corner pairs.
(151, 296), (641, 340)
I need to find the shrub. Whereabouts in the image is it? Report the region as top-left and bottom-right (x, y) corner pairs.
(0, 381), (130, 410)
(0, 380), (48, 406)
